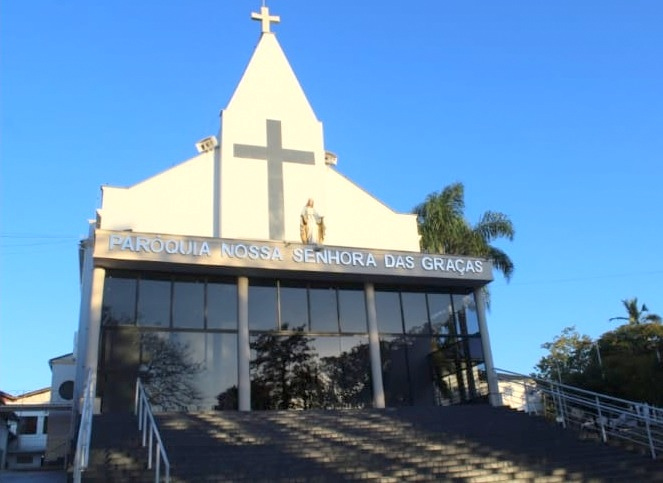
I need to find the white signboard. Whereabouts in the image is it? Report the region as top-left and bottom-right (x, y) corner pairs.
(94, 230), (493, 283)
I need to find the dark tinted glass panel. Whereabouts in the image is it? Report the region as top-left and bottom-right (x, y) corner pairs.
(401, 292), (430, 335)
(430, 338), (466, 405)
(207, 281), (237, 330)
(208, 333), (239, 410)
(453, 294), (479, 335)
(98, 327), (141, 412)
(375, 291), (402, 333)
(314, 336), (370, 409)
(427, 293), (453, 335)
(406, 336), (435, 406)
(309, 286), (338, 333)
(172, 279), (204, 329)
(338, 289), (367, 333)
(102, 274), (137, 325)
(380, 336), (410, 406)
(249, 332), (372, 410)
(336, 336), (372, 407)
(464, 336), (484, 360)
(313, 335), (341, 359)
(249, 282), (277, 330)
(474, 363), (489, 397)
(279, 284), (309, 331)
(137, 331), (238, 411)
(250, 331), (319, 409)
(137, 277), (171, 327)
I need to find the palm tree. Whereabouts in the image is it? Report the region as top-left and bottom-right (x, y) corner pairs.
(609, 298), (662, 325)
(413, 182), (515, 280)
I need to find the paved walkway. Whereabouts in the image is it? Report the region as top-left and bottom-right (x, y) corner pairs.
(0, 471), (67, 483)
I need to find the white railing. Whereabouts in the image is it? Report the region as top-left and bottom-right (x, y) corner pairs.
(135, 379), (171, 483)
(73, 369), (96, 483)
(495, 368), (663, 459)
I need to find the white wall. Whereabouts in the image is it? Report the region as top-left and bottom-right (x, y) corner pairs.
(323, 168), (419, 251)
(99, 151), (215, 237)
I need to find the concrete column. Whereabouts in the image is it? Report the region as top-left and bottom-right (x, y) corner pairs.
(74, 230), (107, 412)
(84, 267), (106, 376)
(364, 283), (385, 408)
(474, 288), (502, 406)
(237, 276), (251, 411)
(74, 237), (94, 410)
(73, 264), (105, 413)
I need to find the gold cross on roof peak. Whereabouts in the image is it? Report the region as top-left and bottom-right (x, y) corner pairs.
(251, 5), (280, 34)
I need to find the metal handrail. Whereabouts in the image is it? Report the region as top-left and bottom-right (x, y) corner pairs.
(73, 369), (96, 483)
(135, 378), (171, 483)
(495, 368), (662, 459)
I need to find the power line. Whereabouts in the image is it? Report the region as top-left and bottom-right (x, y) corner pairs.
(510, 270), (663, 286)
(0, 234), (80, 239)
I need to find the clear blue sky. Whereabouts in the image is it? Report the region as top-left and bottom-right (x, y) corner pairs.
(1, 1), (662, 394)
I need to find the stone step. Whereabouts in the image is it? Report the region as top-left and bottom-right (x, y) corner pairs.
(83, 406), (663, 482)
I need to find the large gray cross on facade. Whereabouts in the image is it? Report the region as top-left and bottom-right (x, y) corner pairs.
(234, 119), (315, 240)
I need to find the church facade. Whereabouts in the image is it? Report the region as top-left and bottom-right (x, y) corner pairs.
(74, 7), (500, 413)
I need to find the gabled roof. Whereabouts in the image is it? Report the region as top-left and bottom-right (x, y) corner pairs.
(0, 387), (51, 404)
(49, 352), (75, 368)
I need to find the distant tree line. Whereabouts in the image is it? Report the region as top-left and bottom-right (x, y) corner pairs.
(535, 298), (663, 405)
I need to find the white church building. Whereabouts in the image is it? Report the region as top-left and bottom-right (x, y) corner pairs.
(74, 6), (499, 415)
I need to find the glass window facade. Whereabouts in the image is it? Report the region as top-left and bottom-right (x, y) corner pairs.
(172, 279), (204, 329)
(102, 273), (137, 325)
(374, 286), (487, 407)
(279, 282), (308, 330)
(248, 281), (278, 331)
(249, 333), (371, 410)
(309, 285), (339, 333)
(338, 288), (367, 333)
(100, 271), (240, 412)
(137, 275), (171, 327)
(98, 270), (487, 412)
(207, 281), (237, 330)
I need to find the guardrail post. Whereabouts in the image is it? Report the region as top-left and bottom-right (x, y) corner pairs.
(73, 369), (96, 483)
(134, 378), (171, 482)
(142, 409), (148, 447)
(149, 426), (154, 469)
(643, 403), (656, 459)
(135, 380), (140, 417)
(554, 383), (566, 428)
(495, 367), (661, 460)
(156, 445), (161, 482)
(595, 396), (607, 442)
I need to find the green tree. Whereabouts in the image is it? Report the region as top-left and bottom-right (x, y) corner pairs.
(413, 182), (515, 280)
(609, 297), (662, 325)
(534, 326), (596, 385)
(595, 322), (663, 405)
(535, 300), (663, 405)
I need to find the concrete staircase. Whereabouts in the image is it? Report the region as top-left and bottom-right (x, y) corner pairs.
(81, 412), (153, 482)
(84, 405), (663, 482)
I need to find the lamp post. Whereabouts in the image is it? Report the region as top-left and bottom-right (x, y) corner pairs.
(594, 341), (605, 379)
(647, 336), (661, 364)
